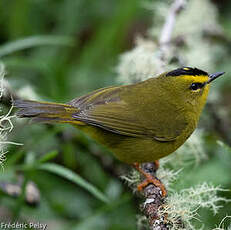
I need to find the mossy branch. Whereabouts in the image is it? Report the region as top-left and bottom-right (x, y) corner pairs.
(138, 163), (184, 230)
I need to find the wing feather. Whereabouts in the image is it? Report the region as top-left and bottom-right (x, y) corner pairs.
(70, 85), (188, 141)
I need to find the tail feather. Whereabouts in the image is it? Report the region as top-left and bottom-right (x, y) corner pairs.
(13, 99), (84, 125)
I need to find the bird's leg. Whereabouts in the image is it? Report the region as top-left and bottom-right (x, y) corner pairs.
(133, 162), (167, 197)
(153, 160), (160, 169)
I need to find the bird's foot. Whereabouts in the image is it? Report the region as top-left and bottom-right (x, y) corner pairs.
(133, 162), (167, 197)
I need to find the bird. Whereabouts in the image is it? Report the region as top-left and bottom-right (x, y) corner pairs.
(14, 67), (225, 196)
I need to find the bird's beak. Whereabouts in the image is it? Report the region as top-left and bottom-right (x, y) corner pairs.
(207, 71), (225, 84)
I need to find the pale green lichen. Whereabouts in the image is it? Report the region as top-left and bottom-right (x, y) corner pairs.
(116, 38), (160, 83)
(173, 0), (224, 72)
(120, 169), (141, 190)
(163, 129), (208, 169)
(0, 63), (8, 168)
(17, 85), (40, 101)
(158, 183), (230, 230)
(0, 63), (22, 169)
(213, 216), (231, 230)
(0, 63), (5, 98)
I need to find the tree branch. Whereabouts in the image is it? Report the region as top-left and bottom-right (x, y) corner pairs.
(158, 0), (186, 71)
(139, 163), (169, 230)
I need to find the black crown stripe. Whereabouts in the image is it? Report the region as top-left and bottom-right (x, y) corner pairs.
(166, 67), (208, 77)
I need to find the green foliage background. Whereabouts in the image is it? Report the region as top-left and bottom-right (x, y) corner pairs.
(0, 0), (231, 229)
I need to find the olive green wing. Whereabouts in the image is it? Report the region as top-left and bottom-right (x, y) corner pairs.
(70, 86), (188, 141)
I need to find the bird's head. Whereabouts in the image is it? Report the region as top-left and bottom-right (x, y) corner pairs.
(158, 67), (225, 112)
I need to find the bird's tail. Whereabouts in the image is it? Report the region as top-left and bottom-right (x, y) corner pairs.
(13, 99), (84, 125)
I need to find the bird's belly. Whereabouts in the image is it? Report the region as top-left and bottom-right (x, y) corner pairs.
(111, 137), (182, 163)
(77, 125), (190, 163)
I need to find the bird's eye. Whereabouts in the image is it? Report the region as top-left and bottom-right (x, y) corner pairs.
(190, 83), (204, 91)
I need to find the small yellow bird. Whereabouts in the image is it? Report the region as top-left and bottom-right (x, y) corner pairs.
(14, 67), (224, 196)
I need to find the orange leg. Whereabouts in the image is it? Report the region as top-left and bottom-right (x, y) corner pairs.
(133, 162), (167, 197)
(154, 160), (160, 170)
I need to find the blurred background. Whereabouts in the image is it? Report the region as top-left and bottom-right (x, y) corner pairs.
(0, 0), (231, 229)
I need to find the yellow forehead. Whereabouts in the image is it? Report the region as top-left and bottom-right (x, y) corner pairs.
(181, 75), (209, 83)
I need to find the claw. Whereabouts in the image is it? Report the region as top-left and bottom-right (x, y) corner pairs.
(133, 162), (167, 197)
